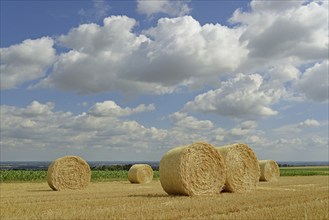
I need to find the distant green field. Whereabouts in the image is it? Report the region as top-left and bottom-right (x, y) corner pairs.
(0, 167), (327, 182)
(0, 170), (47, 182)
(92, 170), (160, 181)
(279, 166), (329, 176)
(0, 170), (160, 182)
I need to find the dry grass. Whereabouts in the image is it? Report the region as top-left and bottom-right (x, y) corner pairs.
(128, 164), (153, 184)
(0, 176), (328, 219)
(259, 160), (280, 181)
(216, 143), (260, 192)
(159, 142), (226, 196)
(47, 156), (91, 191)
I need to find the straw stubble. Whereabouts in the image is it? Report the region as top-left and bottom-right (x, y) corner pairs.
(159, 142), (226, 196)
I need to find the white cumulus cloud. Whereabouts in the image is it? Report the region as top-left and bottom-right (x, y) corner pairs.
(89, 100), (155, 117)
(274, 118), (323, 134)
(137, 0), (191, 17)
(0, 37), (56, 89)
(295, 60), (329, 102)
(184, 73), (281, 119)
(298, 119), (321, 128)
(79, 0), (111, 22)
(1, 100), (327, 161)
(231, 0), (328, 61)
(0, 101), (164, 155)
(169, 112), (213, 130)
(38, 16), (247, 95)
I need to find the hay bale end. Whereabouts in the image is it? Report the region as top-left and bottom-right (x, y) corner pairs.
(259, 160), (280, 181)
(160, 142), (226, 196)
(216, 143), (260, 193)
(128, 164), (153, 184)
(47, 155), (91, 191)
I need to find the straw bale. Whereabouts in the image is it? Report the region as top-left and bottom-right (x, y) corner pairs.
(47, 156), (91, 191)
(216, 143), (260, 193)
(159, 142), (226, 196)
(128, 164), (153, 184)
(259, 160), (280, 181)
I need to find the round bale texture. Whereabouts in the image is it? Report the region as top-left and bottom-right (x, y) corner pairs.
(216, 143), (260, 193)
(259, 160), (280, 181)
(159, 142), (226, 196)
(128, 164), (153, 184)
(47, 156), (91, 191)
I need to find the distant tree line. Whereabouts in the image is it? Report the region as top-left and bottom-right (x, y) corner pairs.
(278, 164), (294, 167)
(91, 164), (159, 171)
(92, 164), (133, 171)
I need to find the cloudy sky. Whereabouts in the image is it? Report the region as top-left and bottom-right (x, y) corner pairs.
(1, 0), (328, 162)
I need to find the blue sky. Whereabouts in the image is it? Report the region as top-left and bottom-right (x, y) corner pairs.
(1, 0), (328, 162)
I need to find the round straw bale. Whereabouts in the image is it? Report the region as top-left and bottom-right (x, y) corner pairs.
(159, 142), (226, 196)
(259, 160), (280, 181)
(128, 164), (153, 184)
(216, 143), (260, 193)
(47, 156), (91, 191)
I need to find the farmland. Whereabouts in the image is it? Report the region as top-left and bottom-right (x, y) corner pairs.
(0, 170), (161, 182)
(1, 174), (328, 219)
(0, 166), (327, 182)
(280, 166), (329, 176)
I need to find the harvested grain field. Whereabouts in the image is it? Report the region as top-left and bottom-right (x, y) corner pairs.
(0, 176), (328, 219)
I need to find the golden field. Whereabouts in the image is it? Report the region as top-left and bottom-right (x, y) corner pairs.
(0, 176), (328, 220)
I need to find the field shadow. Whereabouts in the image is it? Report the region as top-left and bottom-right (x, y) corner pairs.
(128, 194), (176, 198)
(27, 189), (54, 192)
(128, 193), (185, 198)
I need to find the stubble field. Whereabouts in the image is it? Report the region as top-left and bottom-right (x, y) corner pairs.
(0, 175), (328, 219)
